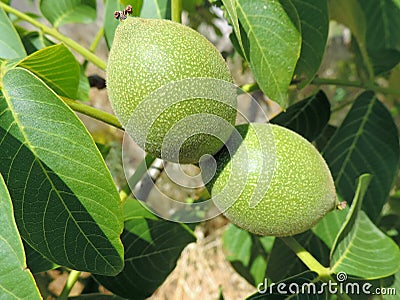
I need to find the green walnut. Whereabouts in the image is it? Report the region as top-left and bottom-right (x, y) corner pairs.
(107, 17), (236, 164)
(205, 123), (338, 236)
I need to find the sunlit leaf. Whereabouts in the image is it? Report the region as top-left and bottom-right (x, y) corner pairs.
(0, 68), (124, 275)
(330, 174), (400, 279)
(141, 0), (171, 19)
(39, 0), (97, 28)
(18, 44), (80, 99)
(104, 0), (138, 49)
(0, 6), (26, 59)
(235, 0), (301, 107)
(221, 0), (247, 61)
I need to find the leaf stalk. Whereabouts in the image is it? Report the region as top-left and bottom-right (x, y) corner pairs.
(58, 270), (81, 300)
(61, 97), (123, 130)
(0, 2), (107, 70)
(171, 0), (182, 23)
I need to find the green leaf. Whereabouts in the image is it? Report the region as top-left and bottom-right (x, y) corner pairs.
(221, 0), (247, 61)
(322, 91), (400, 221)
(222, 223), (275, 286)
(271, 90), (330, 141)
(104, 0), (136, 49)
(93, 199), (196, 299)
(329, 0), (374, 79)
(291, 0), (329, 87)
(312, 207), (348, 249)
(24, 242), (58, 273)
(0, 68), (124, 275)
(330, 174), (400, 279)
(235, 0), (301, 107)
(39, 0), (97, 28)
(266, 231), (329, 282)
(141, 0), (171, 19)
(315, 124), (336, 152)
(361, 0), (400, 74)
(329, 0), (366, 48)
(20, 31), (55, 55)
(0, 174), (42, 300)
(380, 270), (400, 300)
(18, 44), (80, 99)
(0, 7), (27, 59)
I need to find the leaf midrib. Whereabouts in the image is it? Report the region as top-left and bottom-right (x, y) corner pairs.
(327, 97), (376, 184)
(1, 70), (117, 273)
(235, 2), (282, 101)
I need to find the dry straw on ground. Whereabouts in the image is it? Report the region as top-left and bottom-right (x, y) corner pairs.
(150, 219), (256, 300)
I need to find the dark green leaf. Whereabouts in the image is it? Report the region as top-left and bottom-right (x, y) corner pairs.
(267, 231), (330, 282)
(369, 49), (400, 76)
(291, 0), (329, 87)
(331, 174), (400, 279)
(222, 223), (274, 286)
(39, 0), (97, 28)
(96, 142), (112, 160)
(0, 7), (27, 59)
(0, 68), (124, 275)
(0, 174), (41, 299)
(104, 0), (135, 49)
(271, 90), (330, 141)
(93, 199), (196, 299)
(235, 0), (301, 107)
(315, 124), (336, 152)
(24, 242), (59, 273)
(18, 44), (80, 99)
(20, 31), (55, 55)
(218, 285), (225, 300)
(141, 0), (171, 19)
(361, 0), (400, 74)
(323, 91), (400, 221)
(312, 207), (348, 249)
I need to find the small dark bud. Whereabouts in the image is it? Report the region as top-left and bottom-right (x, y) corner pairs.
(114, 11), (121, 19)
(336, 201), (347, 211)
(125, 5), (133, 15)
(88, 75), (106, 90)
